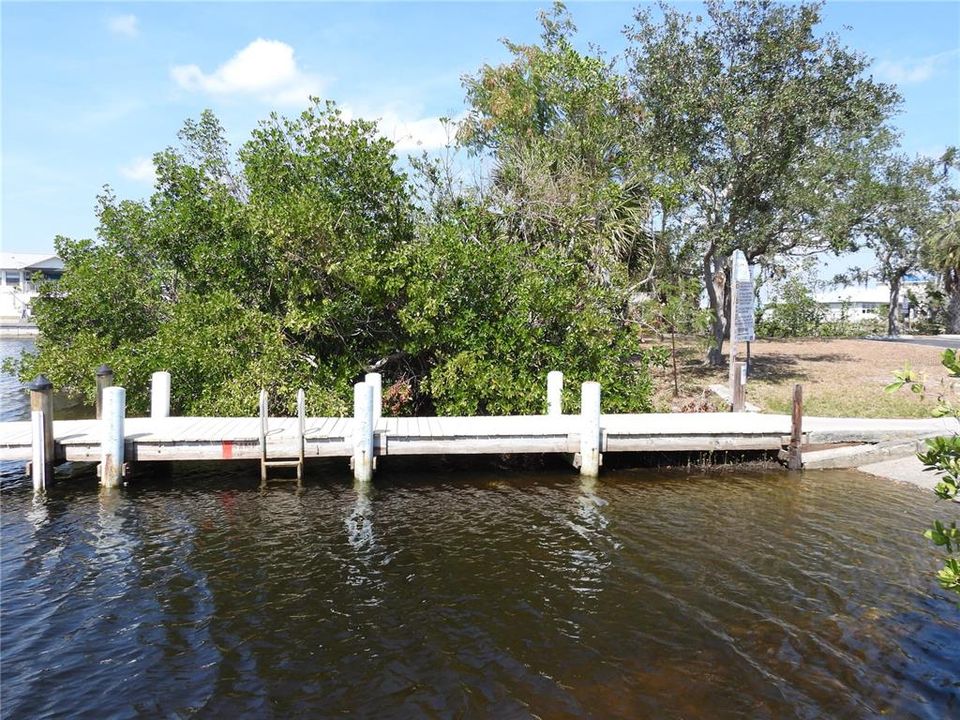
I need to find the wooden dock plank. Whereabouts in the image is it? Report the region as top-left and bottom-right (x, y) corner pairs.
(307, 416), (334, 437)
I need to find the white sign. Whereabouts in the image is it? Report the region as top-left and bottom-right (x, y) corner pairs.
(735, 281), (755, 342)
(732, 249), (751, 283)
(730, 250), (755, 342)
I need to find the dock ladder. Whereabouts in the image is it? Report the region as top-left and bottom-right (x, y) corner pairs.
(259, 389), (306, 486)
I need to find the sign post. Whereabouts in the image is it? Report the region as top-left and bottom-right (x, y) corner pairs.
(729, 250), (755, 411)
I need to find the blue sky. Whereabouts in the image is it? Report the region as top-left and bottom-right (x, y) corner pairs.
(3, 1), (959, 267)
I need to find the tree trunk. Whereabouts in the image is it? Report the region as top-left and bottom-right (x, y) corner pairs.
(703, 252), (728, 366)
(887, 275), (902, 336)
(945, 272), (960, 334)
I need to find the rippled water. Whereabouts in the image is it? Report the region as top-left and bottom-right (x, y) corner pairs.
(2, 342), (958, 718)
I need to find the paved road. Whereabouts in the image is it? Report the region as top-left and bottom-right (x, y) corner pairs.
(869, 335), (960, 349)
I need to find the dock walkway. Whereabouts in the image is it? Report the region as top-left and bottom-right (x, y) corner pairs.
(5, 369), (958, 490)
(1, 412), (954, 463)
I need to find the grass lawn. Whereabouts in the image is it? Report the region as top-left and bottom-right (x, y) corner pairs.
(648, 337), (959, 418)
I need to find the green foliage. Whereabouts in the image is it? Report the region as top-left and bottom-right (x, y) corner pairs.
(14, 99), (653, 417)
(459, 3), (657, 286)
(626, 0), (899, 361)
(889, 349), (960, 597)
(922, 147), (960, 333)
(905, 285), (947, 335)
(758, 277), (825, 338)
(637, 278), (712, 395)
(397, 206), (653, 415)
(884, 364), (925, 396)
(839, 143), (940, 335)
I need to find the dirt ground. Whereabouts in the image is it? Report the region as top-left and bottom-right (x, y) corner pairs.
(649, 337), (959, 418)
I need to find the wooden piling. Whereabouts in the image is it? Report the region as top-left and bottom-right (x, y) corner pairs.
(29, 375), (54, 491)
(99, 386), (126, 488)
(352, 382), (374, 483)
(95, 364), (113, 420)
(259, 389), (269, 485)
(364, 372), (382, 423)
(296, 388), (306, 485)
(579, 381), (602, 477)
(788, 384), (803, 470)
(547, 371), (563, 416)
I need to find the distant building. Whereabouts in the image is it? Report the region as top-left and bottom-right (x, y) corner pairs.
(815, 277), (926, 323)
(0, 253), (64, 323)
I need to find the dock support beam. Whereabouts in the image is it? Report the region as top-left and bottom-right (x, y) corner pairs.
(352, 381), (375, 483)
(151, 371), (171, 418)
(547, 371), (563, 416)
(95, 364), (113, 420)
(579, 381), (602, 477)
(29, 375), (54, 491)
(364, 372), (382, 424)
(100, 386), (126, 488)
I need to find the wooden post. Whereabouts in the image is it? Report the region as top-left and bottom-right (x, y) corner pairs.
(29, 375), (54, 491)
(579, 381), (601, 478)
(95, 364), (113, 420)
(100, 386), (126, 488)
(151, 371), (171, 418)
(296, 388), (306, 485)
(788, 384), (803, 470)
(259, 389), (268, 485)
(547, 371), (563, 416)
(732, 361), (747, 412)
(364, 372), (382, 423)
(352, 381), (374, 483)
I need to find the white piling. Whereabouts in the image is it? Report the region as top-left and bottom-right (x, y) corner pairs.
(151, 371), (171, 418)
(547, 371), (563, 416)
(28, 375), (54, 490)
(31, 410), (46, 492)
(352, 382), (375, 483)
(95, 365), (113, 420)
(364, 372), (382, 423)
(579, 381), (602, 478)
(100, 386), (126, 488)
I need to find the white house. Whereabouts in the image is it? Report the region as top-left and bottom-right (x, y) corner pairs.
(0, 252), (64, 323)
(815, 278), (927, 323)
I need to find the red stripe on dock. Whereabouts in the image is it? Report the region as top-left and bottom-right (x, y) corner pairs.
(222, 441), (233, 459)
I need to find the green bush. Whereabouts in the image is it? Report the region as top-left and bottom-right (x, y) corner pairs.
(10, 104), (653, 417)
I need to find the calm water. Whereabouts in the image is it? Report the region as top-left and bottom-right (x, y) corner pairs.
(1, 341), (959, 718)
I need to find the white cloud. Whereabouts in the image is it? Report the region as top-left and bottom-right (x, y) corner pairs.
(120, 157), (156, 184)
(377, 113), (459, 152)
(874, 48), (959, 86)
(341, 103), (460, 152)
(108, 14), (139, 38)
(171, 39), (323, 106)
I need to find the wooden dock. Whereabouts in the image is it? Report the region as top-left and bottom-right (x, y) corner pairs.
(1, 411), (954, 463)
(3, 369), (957, 489)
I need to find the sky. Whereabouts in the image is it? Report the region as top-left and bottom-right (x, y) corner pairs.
(3, 1), (959, 278)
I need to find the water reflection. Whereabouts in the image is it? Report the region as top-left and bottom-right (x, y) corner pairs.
(346, 480), (376, 552)
(26, 492), (50, 530)
(96, 487), (134, 566)
(566, 476), (612, 603)
(2, 467), (959, 718)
